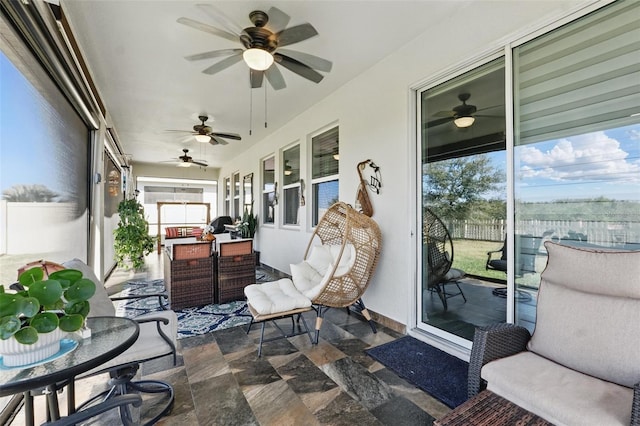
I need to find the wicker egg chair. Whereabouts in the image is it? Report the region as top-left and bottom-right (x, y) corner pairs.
(423, 208), (466, 310)
(304, 202), (382, 341)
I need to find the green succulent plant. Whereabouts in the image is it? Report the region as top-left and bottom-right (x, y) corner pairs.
(0, 267), (96, 345)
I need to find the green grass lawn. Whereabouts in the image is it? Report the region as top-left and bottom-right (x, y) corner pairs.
(451, 239), (507, 281)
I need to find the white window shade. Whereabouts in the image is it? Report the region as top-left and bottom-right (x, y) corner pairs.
(515, 0), (640, 145)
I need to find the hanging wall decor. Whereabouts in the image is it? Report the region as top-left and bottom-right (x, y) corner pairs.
(355, 160), (382, 217)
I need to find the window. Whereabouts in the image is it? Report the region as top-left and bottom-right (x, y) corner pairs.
(311, 126), (339, 226)
(0, 25), (90, 286)
(224, 177), (231, 216)
(262, 156), (276, 224)
(282, 145), (300, 225)
(513, 0), (640, 328)
(232, 172), (240, 220)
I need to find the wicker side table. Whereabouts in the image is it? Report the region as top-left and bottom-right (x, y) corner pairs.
(216, 253), (256, 303)
(434, 390), (553, 426)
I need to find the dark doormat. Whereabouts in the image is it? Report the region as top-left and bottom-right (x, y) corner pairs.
(365, 336), (468, 408)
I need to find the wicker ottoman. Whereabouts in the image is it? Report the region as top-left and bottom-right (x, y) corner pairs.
(164, 251), (214, 309)
(434, 390), (553, 426)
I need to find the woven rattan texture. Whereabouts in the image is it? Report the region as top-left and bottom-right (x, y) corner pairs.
(304, 202), (382, 308)
(218, 240), (253, 256)
(217, 253), (256, 303)
(435, 390), (553, 426)
(165, 255), (214, 309)
(172, 241), (212, 260)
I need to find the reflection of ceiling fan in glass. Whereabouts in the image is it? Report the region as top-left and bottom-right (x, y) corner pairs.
(427, 93), (501, 129)
(177, 6), (332, 90)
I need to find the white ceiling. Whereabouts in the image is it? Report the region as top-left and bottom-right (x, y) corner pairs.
(61, 1), (468, 169)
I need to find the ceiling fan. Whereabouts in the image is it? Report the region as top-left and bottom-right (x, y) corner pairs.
(163, 149), (208, 168)
(166, 115), (241, 145)
(177, 6), (332, 90)
(427, 93), (499, 129)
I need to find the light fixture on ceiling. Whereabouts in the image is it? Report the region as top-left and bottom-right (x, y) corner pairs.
(454, 115), (475, 128)
(333, 153), (340, 161)
(284, 161), (293, 176)
(194, 134), (210, 143)
(177, 161), (191, 168)
(243, 48), (274, 71)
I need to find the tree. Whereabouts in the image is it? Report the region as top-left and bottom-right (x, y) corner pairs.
(424, 155), (504, 220)
(114, 198), (155, 270)
(2, 184), (61, 202)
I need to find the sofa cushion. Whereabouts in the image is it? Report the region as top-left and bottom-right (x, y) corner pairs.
(528, 242), (640, 388)
(482, 351), (634, 426)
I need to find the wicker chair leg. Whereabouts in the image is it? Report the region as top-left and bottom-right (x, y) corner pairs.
(354, 299), (377, 334)
(314, 306), (327, 344)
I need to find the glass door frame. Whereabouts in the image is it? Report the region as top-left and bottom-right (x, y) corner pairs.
(413, 48), (515, 348)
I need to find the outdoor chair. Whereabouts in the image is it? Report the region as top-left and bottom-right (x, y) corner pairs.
(468, 242), (640, 425)
(424, 208), (466, 311)
(245, 202), (382, 356)
(60, 259), (178, 426)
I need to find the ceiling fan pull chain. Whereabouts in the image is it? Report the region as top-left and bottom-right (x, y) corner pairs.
(249, 79), (253, 136)
(264, 82), (268, 128)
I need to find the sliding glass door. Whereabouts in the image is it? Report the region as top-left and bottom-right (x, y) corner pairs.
(419, 58), (508, 342)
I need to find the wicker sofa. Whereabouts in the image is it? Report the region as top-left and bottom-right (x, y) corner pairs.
(468, 242), (640, 426)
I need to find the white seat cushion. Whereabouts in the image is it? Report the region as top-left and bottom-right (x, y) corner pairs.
(290, 261), (324, 299)
(244, 279), (311, 315)
(482, 351), (633, 426)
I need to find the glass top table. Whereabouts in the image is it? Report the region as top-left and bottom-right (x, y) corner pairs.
(0, 316), (139, 424)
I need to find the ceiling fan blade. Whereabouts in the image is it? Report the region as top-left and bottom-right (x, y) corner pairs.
(276, 23), (318, 47)
(192, 160), (208, 167)
(432, 110), (455, 117)
(275, 53), (324, 83)
(176, 17), (238, 42)
(265, 65), (286, 90)
(202, 53), (243, 75)
(211, 132), (241, 140)
(209, 136), (228, 146)
(196, 4), (243, 36)
(426, 117), (454, 128)
(266, 7), (291, 33)
(278, 49), (332, 72)
(185, 48), (242, 61)
(250, 69), (264, 88)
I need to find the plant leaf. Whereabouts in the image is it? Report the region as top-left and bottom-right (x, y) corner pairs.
(0, 293), (23, 317)
(15, 326), (38, 344)
(18, 267), (44, 287)
(28, 279), (63, 306)
(59, 314), (83, 332)
(30, 312), (59, 333)
(65, 300), (90, 317)
(0, 316), (22, 339)
(49, 269), (83, 285)
(20, 296), (40, 317)
(64, 279), (96, 302)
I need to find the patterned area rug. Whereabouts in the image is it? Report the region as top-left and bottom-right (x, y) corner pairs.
(115, 269), (279, 339)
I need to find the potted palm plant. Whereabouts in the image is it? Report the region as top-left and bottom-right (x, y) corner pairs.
(0, 266), (96, 367)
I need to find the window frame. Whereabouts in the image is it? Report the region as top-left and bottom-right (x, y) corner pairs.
(310, 125), (339, 227)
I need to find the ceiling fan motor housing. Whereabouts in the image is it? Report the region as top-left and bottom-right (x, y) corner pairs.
(242, 26), (278, 52)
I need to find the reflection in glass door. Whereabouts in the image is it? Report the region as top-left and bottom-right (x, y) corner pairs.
(513, 0), (640, 331)
(419, 57), (509, 341)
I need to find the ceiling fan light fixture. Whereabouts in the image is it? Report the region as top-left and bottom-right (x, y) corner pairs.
(243, 48), (273, 71)
(454, 116), (475, 128)
(194, 134), (210, 143)
(177, 161), (191, 168)
(333, 153), (340, 160)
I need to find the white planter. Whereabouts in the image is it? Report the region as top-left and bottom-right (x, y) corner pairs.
(0, 328), (66, 367)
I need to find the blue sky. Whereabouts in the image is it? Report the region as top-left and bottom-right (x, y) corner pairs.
(1, 52), (67, 195)
(515, 123), (640, 202)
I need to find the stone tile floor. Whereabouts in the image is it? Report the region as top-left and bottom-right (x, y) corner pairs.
(8, 254), (453, 425)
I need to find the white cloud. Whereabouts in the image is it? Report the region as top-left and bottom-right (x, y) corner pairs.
(517, 131), (640, 182)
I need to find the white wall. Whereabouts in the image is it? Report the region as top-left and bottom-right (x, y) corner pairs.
(217, 1), (594, 326)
